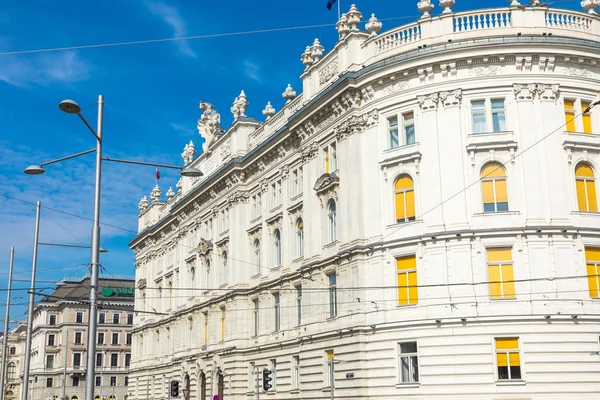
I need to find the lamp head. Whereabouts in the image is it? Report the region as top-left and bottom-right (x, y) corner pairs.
(24, 165), (46, 175)
(180, 167), (203, 178)
(58, 99), (81, 114)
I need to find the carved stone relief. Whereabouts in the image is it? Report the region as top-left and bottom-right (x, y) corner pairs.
(319, 60), (339, 85)
(333, 109), (379, 141)
(417, 93), (439, 111)
(439, 89), (463, 107)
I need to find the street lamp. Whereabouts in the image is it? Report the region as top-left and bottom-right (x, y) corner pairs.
(24, 95), (203, 400)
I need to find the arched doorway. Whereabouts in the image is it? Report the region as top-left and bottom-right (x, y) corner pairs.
(217, 370), (224, 399)
(199, 372), (206, 400)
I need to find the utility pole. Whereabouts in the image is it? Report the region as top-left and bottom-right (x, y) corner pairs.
(255, 364), (259, 400)
(0, 247), (15, 400)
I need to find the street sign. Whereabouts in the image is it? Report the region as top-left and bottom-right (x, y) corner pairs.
(182, 389), (190, 400)
(346, 372), (355, 378)
(212, 396), (219, 400)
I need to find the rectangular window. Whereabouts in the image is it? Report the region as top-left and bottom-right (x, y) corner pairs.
(72, 376), (80, 387)
(204, 312), (209, 345)
(293, 355), (300, 389)
(252, 193), (262, 218)
(472, 100), (486, 133)
(45, 355), (54, 369)
(296, 286), (302, 326)
(125, 353), (131, 367)
(565, 99), (576, 132)
(125, 377), (129, 386)
(112, 313), (119, 324)
(326, 350), (334, 387)
(74, 332), (82, 344)
(99, 313), (105, 324)
(398, 342), (419, 383)
(586, 247), (600, 298)
(324, 147), (330, 173)
(396, 255), (418, 305)
(76, 312), (83, 323)
(487, 248), (516, 299)
(565, 98), (593, 134)
(110, 353), (118, 367)
(97, 332), (105, 345)
(583, 101), (592, 133)
(389, 116), (399, 148)
(47, 334), (55, 346)
(46, 378), (53, 388)
(49, 314), (56, 325)
(270, 359), (277, 390)
(95, 377), (101, 387)
(253, 299), (259, 336)
(112, 332), (119, 345)
(495, 337), (522, 380)
(328, 273), (337, 318)
(96, 353), (103, 368)
(9, 347), (15, 355)
(292, 166), (304, 197)
(403, 112), (415, 145)
(73, 352), (82, 368)
(249, 362), (256, 392)
(221, 308), (226, 342)
(110, 376), (117, 386)
(274, 293), (281, 332)
(491, 99), (506, 132)
(127, 313), (134, 324)
(126, 333), (132, 345)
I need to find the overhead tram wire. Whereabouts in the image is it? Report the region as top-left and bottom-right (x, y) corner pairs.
(0, 15), (421, 57)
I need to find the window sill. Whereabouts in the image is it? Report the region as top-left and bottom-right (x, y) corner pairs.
(474, 211), (520, 217)
(251, 273), (262, 279)
(323, 240), (339, 249)
(292, 256), (304, 263)
(396, 303), (418, 309)
(290, 388), (300, 394)
(571, 211), (600, 216)
(269, 204), (283, 214)
(250, 216), (262, 224)
(266, 391), (277, 395)
(395, 382), (420, 389)
(290, 193), (303, 202)
(496, 380), (526, 386)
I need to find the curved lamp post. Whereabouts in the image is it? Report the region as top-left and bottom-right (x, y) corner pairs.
(23, 95), (202, 400)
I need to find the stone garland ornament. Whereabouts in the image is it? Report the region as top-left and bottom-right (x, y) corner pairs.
(440, 0), (455, 13)
(282, 84), (297, 103)
(417, 0), (435, 18)
(262, 102), (276, 120)
(365, 14), (382, 36)
(197, 102), (225, 153)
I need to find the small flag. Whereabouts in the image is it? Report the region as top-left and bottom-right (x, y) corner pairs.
(156, 167), (161, 180)
(326, 0), (337, 10)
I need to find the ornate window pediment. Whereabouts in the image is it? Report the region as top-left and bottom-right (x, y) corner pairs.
(314, 172), (340, 207)
(196, 238), (213, 256)
(137, 279), (147, 289)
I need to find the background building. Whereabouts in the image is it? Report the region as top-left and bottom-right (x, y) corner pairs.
(28, 276), (134, 400)
(129, 2), (600, 399)
(1, 322), (27, 400)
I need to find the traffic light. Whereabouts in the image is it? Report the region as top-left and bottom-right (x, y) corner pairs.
(262, 369), (273, 391)
(170, 380), (179, 397)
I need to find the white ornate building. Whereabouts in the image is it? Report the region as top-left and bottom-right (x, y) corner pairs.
(1, 322), (27, 400)
(129, 2), (600, 399)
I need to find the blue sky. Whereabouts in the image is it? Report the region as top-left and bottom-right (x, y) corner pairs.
(0, 0), (584, 327)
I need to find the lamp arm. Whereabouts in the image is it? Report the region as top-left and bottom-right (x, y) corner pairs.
(77, 113), (101, 141)
(102, 157), (183, 170)
(40, 148), (97, 167)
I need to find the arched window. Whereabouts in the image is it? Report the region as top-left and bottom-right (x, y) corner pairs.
(222, 251), (228, 285)
(328, 201), (337, 243)
(71, 396), (79, 400)
(7, 362), (16, 379)
(274, 230), (282, 266)
(575, 163), (598, 212)
(481, 163), (508, 212)
(296, 219), (304, 258)
(205, 259), (211, 288)
(254, 239), (261, 275)
(394, 175), (415, 223)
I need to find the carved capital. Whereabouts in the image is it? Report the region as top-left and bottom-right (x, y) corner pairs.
(417, 92), (439, 111)
(536, 83), (560, 101)
(301, 142), (319, 163)
(333, 109), (379, 141)
(513, 84), (536, 101)
(439, 89), (462, 107)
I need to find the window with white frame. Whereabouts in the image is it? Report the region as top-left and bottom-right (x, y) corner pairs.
(565, 98), (593, 134)
(293, 355), (300, 389)
(296, 219), (304, 258)
(271, 180), (282, 208)
(328, 200), (337, 243)
(7, 362), (16, 379)
(74, 331), (82, 344)
(252, 192), (262, 218)
(398, 342), (419, 383)
(111, 332), (119, 345)
(76, 312), (84, 323)
(221, 251), (228, 286)
(270, 359), (277, 390)
(291, 166), (304, 197)
(73, 352), (82, 368)
(323, 142), (337, 173)
(328, 273), (337, 318)
(49, 314), (57, 325)
(254, 239), (261, 275)
(46, 354), (54, 369)
(296, 285), (302, 325)
(252, 299), (259, 336)
(274, 229), (282, 267)
(389, 112), (415, 148)
(96, 352), (103, 367)
(274, 292), (281, 332)
(249, 362), (256, 392)
(220, 208), (229, 233)
(471, 99), (506, 133)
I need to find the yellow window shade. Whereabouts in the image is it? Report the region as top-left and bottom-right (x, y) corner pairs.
(395, 175), (414, 191)
(576, 179), (588, 211)
(585, 247), (600, 261)
(496, 352), (519, 367)
(576, 164), (595, 178)
(586, 180), (598, 212)
(495, 179), (508, 203)
(397, 272), (408, 305)
(496, 338), (519, 350)
(583, 102), (592, 133)
(408, 270), (418, 304)
(564, 99), (575, 110)
(297, 220), (304, 229)
(487, 248), (512, 262)
(565, 116), (576, 132)
(496, 352), (508, 367)
(502, 265), (516, 298)
(395, 192), (406, 221)
(587, 264), (599, 298)
(324, 148), (329, 173)
(406, 189), (415, 219)
(509, 352), (520, 366)
(482, 180), (495, 203)
(327, 351), (334, 361)
(397, 255), (416, 271)
(482, 163), (506, 178)
(404, 111), (414, 121)
(488, 265), (502, 298)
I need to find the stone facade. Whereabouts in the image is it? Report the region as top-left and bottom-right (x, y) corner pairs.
(130, 3), (600, 400)
(28, 277), (134, 400)
(1, 322), (27, 400)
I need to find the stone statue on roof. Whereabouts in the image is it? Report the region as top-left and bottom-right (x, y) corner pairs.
(197, 102), (224, 153)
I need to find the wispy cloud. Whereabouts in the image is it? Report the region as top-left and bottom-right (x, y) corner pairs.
(243, 60), (262, 83)
(144, 0), (197, 58)
(0, 51), (92, 87)
(171, 122), (195, 137)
